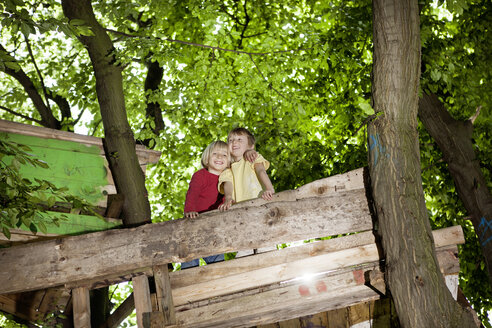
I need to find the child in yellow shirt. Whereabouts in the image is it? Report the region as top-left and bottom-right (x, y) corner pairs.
(218, 127), (274, 210)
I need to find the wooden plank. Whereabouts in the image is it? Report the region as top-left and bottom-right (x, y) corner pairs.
(142, 311), (165, 328)
(278, 318), (301, 328)
(153, 265), (176, 325)
(0, 119), (161, 165)
(174, 273), (380, 328)
(233, 168), (365, 209)
(72, 287), (91, 328)
(173, 249), (459, 328)
(170, 230), (377, 289)
(0, 294), (45, 322)
(326, 307), (349, 328)
(0, 190), (372, 294)
(65, 268), (154, 290)
(133, 275), (152, 328)
(172, 243), (380, 306)
(105, 194), (125, 219)
(298, 312), (329, 327)
(169, 227), (463, 306)
(348, 301), (370, 325)
(170, 225), (463, 289)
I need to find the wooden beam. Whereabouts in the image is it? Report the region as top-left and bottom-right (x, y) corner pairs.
(133, 275), (152, 328)
(153, 265), (176, 325)
(173, 249), (459, 328)
(169, 227), (463, 306)
(175, 270), (381, 328)
(104, 293), (134, 328)
(233, 168), (365, 209)
(72, 287), (91, 328)
(0, 189), (372, 294)
(170, 226), (462, 289)
(170, 230), (377, 289)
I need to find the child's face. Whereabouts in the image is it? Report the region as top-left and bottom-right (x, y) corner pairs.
(228, 133), (254, 161)
(207, 147), (229, 175)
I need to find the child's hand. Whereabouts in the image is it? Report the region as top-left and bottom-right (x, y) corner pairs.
(261, 189), (275, 201)
(185, 211), (199, 218)
(219, 198), (234, 211)
(243, 149), (258, 163)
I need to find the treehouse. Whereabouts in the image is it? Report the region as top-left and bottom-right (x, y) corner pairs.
(0, 120), (463, 328)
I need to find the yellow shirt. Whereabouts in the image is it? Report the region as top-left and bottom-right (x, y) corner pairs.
(218, 154), (270, 202)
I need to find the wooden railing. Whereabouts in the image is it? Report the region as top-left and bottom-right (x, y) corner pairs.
(0, 168), (463, 327)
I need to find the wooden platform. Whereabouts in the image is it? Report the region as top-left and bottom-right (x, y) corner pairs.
(0, 167), (464, 327)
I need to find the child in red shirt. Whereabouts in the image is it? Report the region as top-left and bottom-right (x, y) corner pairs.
(184, 141), (231, 218)
(182, 141), (231, 269)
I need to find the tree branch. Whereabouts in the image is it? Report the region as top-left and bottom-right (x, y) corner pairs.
(248, 54), (287, 100)
(0, 105), (42, 124)
(0, 43), (60, 129)
(24, 35), (51, 112)
(74, 107), (86, 125)
(469, 105), (482, 124)
(104, 28), (312, 56)
(237, 0), (250, 49)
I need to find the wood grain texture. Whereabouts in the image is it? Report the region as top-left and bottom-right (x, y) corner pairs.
(133, 275), (152, 328)
(72, 287), (91, 328)
(0, 190), (372, 294)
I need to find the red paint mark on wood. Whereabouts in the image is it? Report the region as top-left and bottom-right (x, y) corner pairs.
(315, 280), (327, 293)
(353, 269), (365, 285)
(299, 285), (311, 296)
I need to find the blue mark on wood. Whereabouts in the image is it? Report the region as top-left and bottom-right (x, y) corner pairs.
(368, 134), (386, 166)
(478, 217), (492, 246)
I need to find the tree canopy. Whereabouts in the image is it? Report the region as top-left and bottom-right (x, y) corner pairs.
(0, 0), (491, 325)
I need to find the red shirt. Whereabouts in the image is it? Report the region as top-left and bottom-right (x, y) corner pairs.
(184, 168), (224, 213)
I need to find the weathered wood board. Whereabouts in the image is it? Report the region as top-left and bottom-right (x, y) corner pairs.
(172, 246), (459, 328)
(169, 226), (463, 307)
(0, 287), (70, 322)
(0, 188), (372, 294)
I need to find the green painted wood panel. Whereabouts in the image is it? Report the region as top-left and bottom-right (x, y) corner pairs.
(22, 212), (122, 235)
(4, 132), (111, 205)
(3, 131), (120, 235)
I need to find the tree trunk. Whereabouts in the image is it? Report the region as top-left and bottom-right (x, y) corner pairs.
(369, 0), (476, 327)
(144, 58), (165, 135)
(419, 92), (492, 286)
(61, 0), (151, 226)
(61, 0), (152, 326)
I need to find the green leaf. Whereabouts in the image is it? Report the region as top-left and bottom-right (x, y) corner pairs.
(70, 19), (87, 26)
(2, 226), (11, 240)
(38, 221), (47, 234)
(29, 222), (38, 234)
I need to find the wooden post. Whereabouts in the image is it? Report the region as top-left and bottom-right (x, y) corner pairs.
(133, 275), (152, 328)
(72, 287), (91, 328)
(154, 264), (176, 325)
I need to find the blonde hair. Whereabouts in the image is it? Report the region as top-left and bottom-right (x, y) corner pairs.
(227, 127), (255, 146)
(201, 141), (230, 168)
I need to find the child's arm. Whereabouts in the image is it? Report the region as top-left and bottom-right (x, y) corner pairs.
(243, 149), (258, 163)
(254, 163), (275, 200)
(218, 181), (234, 211)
